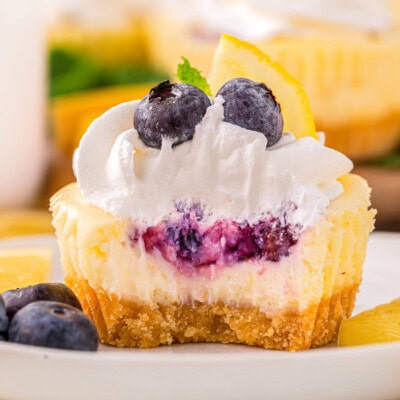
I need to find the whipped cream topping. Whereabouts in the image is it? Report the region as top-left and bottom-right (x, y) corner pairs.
(74, 96), (353, 229)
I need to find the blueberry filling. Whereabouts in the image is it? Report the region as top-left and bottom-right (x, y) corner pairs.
(166, 215), (203, 260)
(253, 218), (298, 262)
(134, 206), (300, 271)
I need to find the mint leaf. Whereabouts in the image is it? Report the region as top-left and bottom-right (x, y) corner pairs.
(176, 57), (211, 96)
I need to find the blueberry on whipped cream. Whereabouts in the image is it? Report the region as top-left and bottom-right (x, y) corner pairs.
(217, 78), (283, 147)
(74, 79), (353, 232)
(134, 80), (211, 148)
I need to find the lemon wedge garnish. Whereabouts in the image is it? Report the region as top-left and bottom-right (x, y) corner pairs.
(338, 298), (400, 346)
(0, 247), (52, 292)
(209, 34), (317, 139)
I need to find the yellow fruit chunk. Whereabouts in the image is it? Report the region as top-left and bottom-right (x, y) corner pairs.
(209, 33), (317, 139)
(0, 247), (52, 292)
(0, 210), (54, 239)
(338, 298), (400, 346)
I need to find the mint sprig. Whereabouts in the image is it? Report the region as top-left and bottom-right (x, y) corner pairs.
(176, 57), (211, 96)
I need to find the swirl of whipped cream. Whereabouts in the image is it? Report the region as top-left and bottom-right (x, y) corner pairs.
(73, 96), (353, 228)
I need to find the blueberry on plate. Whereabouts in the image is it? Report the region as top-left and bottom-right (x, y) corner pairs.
(8, 301), (98, 351)
(0, 296), (9, 333)
(217, 77), (283, 147)
(134, 80), (211, 149)
(2, 283), (82, 319)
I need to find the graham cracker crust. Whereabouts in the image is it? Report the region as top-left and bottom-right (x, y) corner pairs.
(66, 276), (359, 351)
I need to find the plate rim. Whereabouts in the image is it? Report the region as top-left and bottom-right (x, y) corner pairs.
(0, 338), (400, 363)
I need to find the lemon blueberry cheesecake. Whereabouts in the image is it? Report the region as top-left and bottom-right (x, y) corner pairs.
(51, 35), (375, 351)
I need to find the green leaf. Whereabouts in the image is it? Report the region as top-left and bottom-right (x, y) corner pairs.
(370, 152), (400, 169)
(176, 57), (211, 95)
(49, 47), (169, 98)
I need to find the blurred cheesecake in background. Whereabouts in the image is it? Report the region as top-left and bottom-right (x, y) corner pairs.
(144, 0), (400, 161)
(49, 1), (145, 69)
(45, 0), (167, 199)
(47, 0), (166, 97)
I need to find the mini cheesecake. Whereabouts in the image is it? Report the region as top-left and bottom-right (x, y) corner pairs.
(51, 42), (375, 351)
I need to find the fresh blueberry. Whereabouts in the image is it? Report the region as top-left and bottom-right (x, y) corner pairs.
(0, 296), (8, 333)
(8, 301), (98, 351)
(2, 283), (82, 319)
(134, 80), (211, 148)
(217, 78), (283, 147)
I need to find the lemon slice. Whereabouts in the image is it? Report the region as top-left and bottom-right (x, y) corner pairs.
(0, 210), (53, 239)
(338, 298), (400, 346)
(0, 247), (52, 292)
(209, 33), (317, 139)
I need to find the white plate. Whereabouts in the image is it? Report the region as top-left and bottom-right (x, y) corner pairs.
(0, 232), (399, 400)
